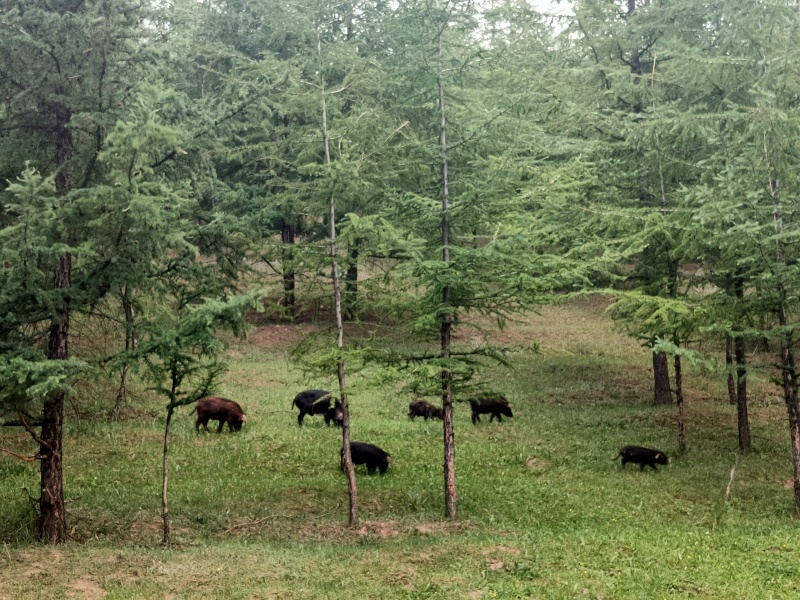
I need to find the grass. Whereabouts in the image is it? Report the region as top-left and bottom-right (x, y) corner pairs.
(1, 296), (799, 599)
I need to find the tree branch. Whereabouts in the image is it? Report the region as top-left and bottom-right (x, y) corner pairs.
(17, 410), (52, 452)
(0, 447), (42, 461)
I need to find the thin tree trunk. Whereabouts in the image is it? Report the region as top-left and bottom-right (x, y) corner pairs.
(653, 351), (672, 405)
(734, 334), (750, 451)
(768, 170), (800, 514)
(436, 13), (457, 520)
(110, 365), (129, 420)
(40, 98), (72, 544)
(281, 224), (296, 318)
(726, 335), (736, 405)
(110, 287), (136, 421)
(732, 276), (750, 451)
(674, 353), (686, 452)
(344, 242), (359, 321)
(318, 17), (357, 526)
(161, 405), (174, 547)
(779, 303), (800, 515)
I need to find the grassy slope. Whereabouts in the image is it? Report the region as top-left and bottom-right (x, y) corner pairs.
(1, 297), (799, 599)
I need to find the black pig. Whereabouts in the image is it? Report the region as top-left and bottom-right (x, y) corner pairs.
(325, 400), (344, 427)
(408, 400), (444, 421)
(469, 397), (513, 425)
(190, 397), (247, 433)
(341, 441), (392, 474)
(292, 389), (331, 427)
(614, 445), (669, 471)
(312, 397), (332, 415)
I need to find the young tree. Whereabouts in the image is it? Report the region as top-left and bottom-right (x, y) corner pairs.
(0, 0), (247, 539)
(134, 295), (258, 547)
(314, 2), (359, 525)
(375, 0), (597, 517)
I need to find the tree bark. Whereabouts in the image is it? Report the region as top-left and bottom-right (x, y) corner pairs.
(768, 172), (800, 515)
(39, 386), (66, 544)
(734, 334), (750, 451)
(161, 405), (174, 547)
(726, 335), (736, 405)
(281, 224), (296, 318)
(652, 351), (672, 405)
(40, 98), (73, 544)
(674, 353), (686, 452)
(779, 304), (800, 515)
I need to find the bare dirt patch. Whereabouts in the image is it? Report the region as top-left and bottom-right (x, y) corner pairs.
(413, 521), (475, 535)
(526, 457), (551, 470)
(19, 550), (63, 578)
(67, 578), (106, 600)
(241, 517), (476, 543)
(358, 520), (401, 538)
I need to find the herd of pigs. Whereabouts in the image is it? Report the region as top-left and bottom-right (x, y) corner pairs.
(189, 392), (670, 474)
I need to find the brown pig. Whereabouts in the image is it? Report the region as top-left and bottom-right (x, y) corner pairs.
(190, 397), (247, 433)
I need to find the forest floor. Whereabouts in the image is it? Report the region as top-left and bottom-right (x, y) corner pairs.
(1, 296), (798, 599)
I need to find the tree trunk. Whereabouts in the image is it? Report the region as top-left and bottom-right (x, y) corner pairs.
(442, 317), (456, 519)
(726, 335), (736, 405)
(674, 354), (686, 452)
(40, 98), (73, 544)
(39, 389), (66, 544)
(41, 254), (70, 543)
(344, 242), (359, 321)
(110, 364), (130, 422)
(735, 334), (750, 451)
(779, 305), (800, 515)
(318, 21), (357, 526)
(161, 406), (174, 547)
(732, 276), (750, 451)
(768, 173), (800, 514)
(780, 324), (800, 517)
(437, 15), (457, 520)
(110, 287), (136, 421)
(281, 224), (296, 318)
(653, 351), (672, 405)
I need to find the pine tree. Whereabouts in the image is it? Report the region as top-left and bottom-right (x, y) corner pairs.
(0, 0), (171, 542)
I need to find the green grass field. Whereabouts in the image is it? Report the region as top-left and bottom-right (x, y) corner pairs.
(1, 297), (799, 599)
